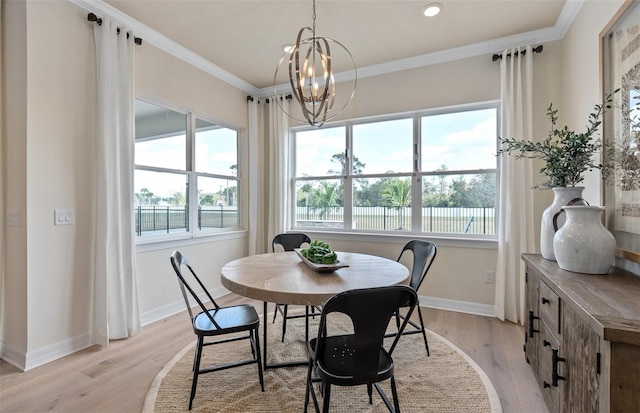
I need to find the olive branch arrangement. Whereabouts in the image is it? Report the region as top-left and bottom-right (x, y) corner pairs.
(498, 92), (617, 189)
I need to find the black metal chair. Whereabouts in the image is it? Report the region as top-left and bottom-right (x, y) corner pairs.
(304, 285), (418, 413)
(271, 233), (319, 342)
(170, 251), (264, 410)
(386, 240), (437, 355)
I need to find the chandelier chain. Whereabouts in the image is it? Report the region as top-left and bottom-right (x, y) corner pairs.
(312, 0), (316, 38)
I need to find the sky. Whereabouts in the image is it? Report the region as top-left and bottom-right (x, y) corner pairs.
(295, 107), (498, 177)
(134, 103), (498, 200)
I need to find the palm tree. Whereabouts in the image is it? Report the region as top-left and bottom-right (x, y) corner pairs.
(309, 182), (341, 220)
(381, 178), (411, 230)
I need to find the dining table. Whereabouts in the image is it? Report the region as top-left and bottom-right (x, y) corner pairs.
(220, 250), (410, 369)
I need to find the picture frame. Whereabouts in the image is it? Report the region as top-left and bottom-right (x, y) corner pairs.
(601, 0), (640, 266)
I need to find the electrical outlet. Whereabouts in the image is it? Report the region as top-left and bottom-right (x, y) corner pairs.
(485, 271), (495, 283)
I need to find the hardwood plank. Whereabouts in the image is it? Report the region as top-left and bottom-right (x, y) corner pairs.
(0, 294), (548, 412)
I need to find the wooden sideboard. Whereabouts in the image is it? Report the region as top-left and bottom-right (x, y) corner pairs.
(522, 254), (640, 413)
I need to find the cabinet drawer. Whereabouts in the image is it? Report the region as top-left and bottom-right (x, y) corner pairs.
(539, 280), (561, 335)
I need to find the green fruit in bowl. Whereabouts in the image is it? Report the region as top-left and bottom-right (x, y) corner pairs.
(300, 240), (338, 264)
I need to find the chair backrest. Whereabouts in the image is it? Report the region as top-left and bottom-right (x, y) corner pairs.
(315, 285), (417, 383)
(170, 250), (221, 329)
(272, 233), (311, 252)
(397, 240), (437, 291)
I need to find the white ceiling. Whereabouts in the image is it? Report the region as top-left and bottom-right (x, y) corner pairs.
(78, 0), (580, 94)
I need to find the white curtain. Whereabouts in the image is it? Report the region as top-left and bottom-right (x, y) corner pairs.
(248, 98), (266, 255)
(92, 19), (140, 345)
(266, 96), (290, 248)
(247, 96), (290, 255)
(495, 46), (536, 324)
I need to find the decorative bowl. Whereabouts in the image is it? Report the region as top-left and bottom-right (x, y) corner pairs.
(294, 249), (350, 273)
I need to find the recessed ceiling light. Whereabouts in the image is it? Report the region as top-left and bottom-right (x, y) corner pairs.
(422, 2), (442, 17)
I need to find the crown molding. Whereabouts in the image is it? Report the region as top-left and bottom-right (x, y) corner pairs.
(69, 0), (259, 95)
(70, 0), (584, 98)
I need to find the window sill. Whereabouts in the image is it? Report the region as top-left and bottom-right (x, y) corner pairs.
(292, 229), (498, 250)
(135, 229), (248, 253)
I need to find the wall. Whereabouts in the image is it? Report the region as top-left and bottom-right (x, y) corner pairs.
(562, 0), (640, 275)
(298, 44), (563, 310)
(2, 0), (628, 371)
(0, 0), (250, 371)
(134, 40), (251, 324)
(2, 0), (29, 362)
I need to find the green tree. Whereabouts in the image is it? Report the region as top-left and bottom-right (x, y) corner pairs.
(200, 193), (216, 206)
(170, 191), (185, 206)
(297, 182), (313, 207)
(327, 152), (365, 175)
(309, 181), (341, 219)
(381, 178), (411, 229)
(138, 187), (154, 205)
(422, 165), (451, 207)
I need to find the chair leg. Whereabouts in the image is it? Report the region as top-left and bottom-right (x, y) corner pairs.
(272, 304), (278, 323)
(281, 304), (289, 342)
(322, 382), (331, 413)
(367, 383), (373, 404)
(390, 376), (401, 413)
(189, 336), (204, 410)
(417, 305), (430, 356)
(253, 328), (265, 392)
(304, 360), (312, 413)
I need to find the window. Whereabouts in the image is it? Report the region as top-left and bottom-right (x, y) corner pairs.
(134, 99), (239, 238)
(292, 103), (498, 237)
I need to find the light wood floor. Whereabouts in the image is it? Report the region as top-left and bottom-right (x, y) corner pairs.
(0, 293), (550, 413)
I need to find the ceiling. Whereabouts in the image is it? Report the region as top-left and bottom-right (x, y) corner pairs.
(92, 0), (577, 94)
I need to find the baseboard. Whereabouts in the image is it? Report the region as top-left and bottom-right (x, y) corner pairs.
(420, 295), (495, 318)
(0, 341), (26, 371)
(1, 332), (93, 372)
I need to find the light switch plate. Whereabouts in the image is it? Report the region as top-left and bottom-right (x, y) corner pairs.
(54, 209), (74, 225)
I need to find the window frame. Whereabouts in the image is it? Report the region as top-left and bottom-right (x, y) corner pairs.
(289, 101), (500, 240)
(134, 97), (241, 244)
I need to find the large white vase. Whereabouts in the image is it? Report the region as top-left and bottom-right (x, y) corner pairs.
(540, 187), (586, 261)
(553, 206), (616, 274)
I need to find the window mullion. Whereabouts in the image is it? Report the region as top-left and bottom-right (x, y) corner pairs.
(343, 125), (353, 230)
(187, 113), (198, 235)
(412, 115), (422, 234)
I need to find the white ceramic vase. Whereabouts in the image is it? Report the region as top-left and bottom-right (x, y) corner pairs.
(552, 206), (616, 274)
(540, 187), (586, 261)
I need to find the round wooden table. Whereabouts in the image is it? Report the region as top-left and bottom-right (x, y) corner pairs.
(221, 250), (409, 306)
(221, 251), (409, 368)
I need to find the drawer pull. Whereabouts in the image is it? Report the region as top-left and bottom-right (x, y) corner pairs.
(543, 340), (551, 347)
(552, 349), (566, 386)
(543, 381), (551, 388)
(528, 310), (539, 338)
(541, 297), (550, 305)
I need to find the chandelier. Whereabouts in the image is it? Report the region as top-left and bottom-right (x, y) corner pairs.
(274, 0), (357, 127)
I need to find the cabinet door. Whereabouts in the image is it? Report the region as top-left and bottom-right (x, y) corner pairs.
(561, 302), (600, 413)
(524, 265), (540, 373)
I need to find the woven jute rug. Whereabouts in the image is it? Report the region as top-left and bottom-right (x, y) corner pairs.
(144, 312), (502, 413)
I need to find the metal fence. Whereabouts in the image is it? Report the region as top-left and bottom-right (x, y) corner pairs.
(135, 206), (238, 236)
(135, 205), (495, 236)
(295, 206), (495, 235)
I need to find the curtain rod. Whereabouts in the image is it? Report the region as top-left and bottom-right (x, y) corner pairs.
(492, 45), (543, 62)
(247, 95), (292, 103)
(87, 13), (143, 45)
